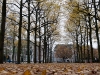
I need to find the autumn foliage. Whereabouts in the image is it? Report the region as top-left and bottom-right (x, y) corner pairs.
(55, 44), (73, 60)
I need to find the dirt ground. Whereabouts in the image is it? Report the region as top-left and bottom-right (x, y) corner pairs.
(0, 63), (100, 75)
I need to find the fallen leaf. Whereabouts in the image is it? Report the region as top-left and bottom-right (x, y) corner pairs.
(41, 70), (46, 75)
(23, 69), (31, 75)
(0, 68), (5, 72)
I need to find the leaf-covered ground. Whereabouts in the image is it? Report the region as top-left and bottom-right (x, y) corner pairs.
(0, 63), (100, 75)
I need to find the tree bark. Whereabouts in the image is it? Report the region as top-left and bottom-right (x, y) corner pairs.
(0, 0), (6, 64)
(17, 0), (23, 64)
(88, 13), (93, 62)
(27, 0), (30, 63)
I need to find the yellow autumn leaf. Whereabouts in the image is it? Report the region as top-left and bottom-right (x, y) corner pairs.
(23, 69), (31, 75)
(81, 73), (84, 75)
(8, 70), (17, 74)
(77, 68), (81, 72)
(64, 68), (68, 72)
(41, 70), (46, 75)
(0, 68), (5, 72)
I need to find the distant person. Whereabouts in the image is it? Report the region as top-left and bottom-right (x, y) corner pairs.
(21, 56), (23, 62)
(7, 55), (11, 63)
(67, 60), (70, 63)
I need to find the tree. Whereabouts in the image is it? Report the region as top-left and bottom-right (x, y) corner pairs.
(0, 0), (6, 64)
(27, 0), (31, 63)
(55, 44), (73, 62)
(17, 0), (23, 64)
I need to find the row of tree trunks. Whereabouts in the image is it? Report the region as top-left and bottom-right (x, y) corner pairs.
(70, 0), (100, 63)
(0, 0), (58, 64)
(93, 0), (100, 62)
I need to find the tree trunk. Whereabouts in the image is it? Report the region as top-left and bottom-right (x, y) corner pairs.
(49, 37), (53, 63)
(93, 0), (100, 62)
(88, 13), (93, 62)
(17, 0), (23, 64)
(34, 2), (39, 63)
(0, 0), (6, 64)
(80, 26), (83, 62)
(38, 9), (41, 63)
(86, 23), (90, 63)
(44, 21), (47, 63)
(27, 0), (30, 63)
(12, 25), (16, 63)
(76, 30), (79, 62)
(83, 28), (86, 62)
(47, 40), (50, 63)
